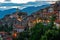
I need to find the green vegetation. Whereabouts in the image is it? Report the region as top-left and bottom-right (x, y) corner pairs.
(17, 14), (60, 40)
(0, 24), (13, 33)
(0, 14), (60, 40)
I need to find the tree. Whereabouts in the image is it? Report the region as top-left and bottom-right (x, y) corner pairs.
(8, 24), (13, 32)
(17, 24), (29, 40)
(49, 14), (57, 27)
(0, 25), (4, 31)
(29, 14), (57, 40)
(29, 22), (45, 40)
(3, 23), (13, 34)
(40, 29), (60, 40)
(13, 13), (58, 40)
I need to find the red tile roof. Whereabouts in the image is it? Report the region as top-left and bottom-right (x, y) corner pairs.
(55, 19), (60, 24)
(0, 32), (7, 35)
(14, 24), (25, 29)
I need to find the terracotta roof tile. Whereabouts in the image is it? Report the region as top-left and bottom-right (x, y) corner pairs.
(14, 24), (25, 29)
(55, 19), (60, 24)
(0, 32), (7, 34)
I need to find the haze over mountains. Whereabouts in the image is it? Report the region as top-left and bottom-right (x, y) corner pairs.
(0, 4), (51, 19)
(0, 1), (49, 10)
(0, 1), (50, 19)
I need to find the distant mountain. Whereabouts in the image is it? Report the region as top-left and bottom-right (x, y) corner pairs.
(0, 4), (51, 19)
(0, 8), (17, 18)
(0, 1), (49, 11)
(0, 10), (2, 12)
(0, 1), (49, 6)
(21, 4), (51, 15)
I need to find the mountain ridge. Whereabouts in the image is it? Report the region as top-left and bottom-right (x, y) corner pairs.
(0, 4), (51, 19)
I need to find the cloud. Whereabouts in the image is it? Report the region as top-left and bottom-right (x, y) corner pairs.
(0, 0), (4, 3)
(0, 0), (57, 11)
(0, 0), (36, 3)
(0, 1), (50, 10)
(11, 0), (36, 3)
(0, 0), (58, 4)
(37, 0), (58, 4)
(0, 6), (27, 11)
(37, 0), (57, 1)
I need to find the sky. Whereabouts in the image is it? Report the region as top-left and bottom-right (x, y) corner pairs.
(0, 0), (58, 18)
(0, 0), (58, 4)
(0, 0), (58, 11)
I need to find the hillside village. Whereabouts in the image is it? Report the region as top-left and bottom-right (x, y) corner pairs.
(0, 1), (60, 40)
